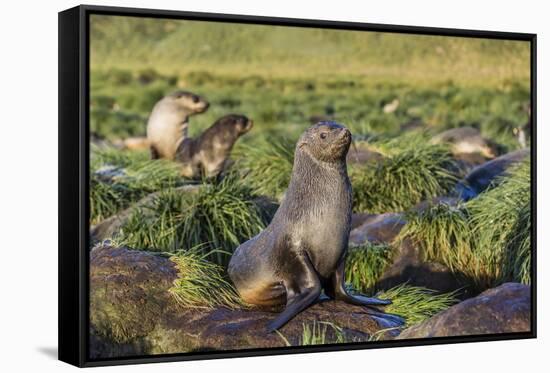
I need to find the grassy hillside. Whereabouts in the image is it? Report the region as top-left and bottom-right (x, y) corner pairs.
(90, 15), (530, 85)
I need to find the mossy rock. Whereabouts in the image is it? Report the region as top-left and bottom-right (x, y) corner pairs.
(89, 244), (390, 358)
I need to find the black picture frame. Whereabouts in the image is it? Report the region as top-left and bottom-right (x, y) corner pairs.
(58, 4), (537, 368)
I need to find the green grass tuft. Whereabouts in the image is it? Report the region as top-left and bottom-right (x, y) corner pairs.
(350, 142), (459, 213)
(276, 321), (347, 346)
(398, 160), (531, 289)
(169, 248), (244, 309)
(378, 285), (458, 327)
(118, 172), (272, 264)
(345, 243), (393, 294)
(468, 160), (531, 285)
(90, 146), (185, 224)
(400, 202), (472, 273)
(234, 137), (295, 200)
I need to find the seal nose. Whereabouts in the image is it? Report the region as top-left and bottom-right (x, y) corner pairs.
(338, 127), (351, 139)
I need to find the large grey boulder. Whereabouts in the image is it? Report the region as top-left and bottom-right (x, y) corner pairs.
(374, 238), (470, 295)
(349, 213), (406, 246)
(397, 282), (531, 339)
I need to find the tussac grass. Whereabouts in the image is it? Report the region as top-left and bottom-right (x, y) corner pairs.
(169, 248), (244, 309)
(345, 243), (393, 294)
(400, 202), (472, 273)
(90, 67), (530, 151)
(378, 285), (458, 327)
(234, 136), (460, 212)
(117, 172), (272, 264)
(234, 137), (295, 199)
(468, 160), (531, 285)
(350, 142), (459, 213)
(399, 160), (531, 289)
(90, 146), (185, 224)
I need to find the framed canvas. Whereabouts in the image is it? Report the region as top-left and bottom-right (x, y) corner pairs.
(58, 4), (537, 367)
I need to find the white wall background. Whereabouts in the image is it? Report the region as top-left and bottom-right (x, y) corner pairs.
(0, 0), (546, 371)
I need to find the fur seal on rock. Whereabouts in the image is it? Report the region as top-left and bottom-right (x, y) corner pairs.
(228, 121), (404, 331)
(146, 91), (209, 160)
(176, 114), (253, 178)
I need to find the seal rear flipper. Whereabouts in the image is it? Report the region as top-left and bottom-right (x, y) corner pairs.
(363, 308), (406, 328)
(266, 254), (322, 332)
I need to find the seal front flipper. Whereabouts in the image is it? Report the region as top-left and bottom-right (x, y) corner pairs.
(326, 259), (405, 327)
(266, 253), (321, 332)
(327, 259), (391, 306)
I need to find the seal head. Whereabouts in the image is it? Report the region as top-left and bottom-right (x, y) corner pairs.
(176, 114), (254, 178)
(147, 90), (210, 160)
(297, 121), (352, 163)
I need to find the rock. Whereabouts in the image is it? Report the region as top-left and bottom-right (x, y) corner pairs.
(374, 238), (470, 295)
(455, 148), (529, 200)
(90, 244), (391, 358)
(350, 198), (459, 243)
(349, 212), (405, 246)
(351, 213), (374, 230)
(347, 146), (385, 165)
(89, 244), (179, 357)
(397, 283), (531, 338)
(430, 127), (499, 159)
(90, 184), (201, 242)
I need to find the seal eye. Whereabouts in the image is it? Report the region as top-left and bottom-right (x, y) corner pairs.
(320, 133), (328, 140)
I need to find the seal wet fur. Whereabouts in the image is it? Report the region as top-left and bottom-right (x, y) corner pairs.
(228, 121), (404, 331)
(176, 114), (253, 178)
(146, 90), (209, 160)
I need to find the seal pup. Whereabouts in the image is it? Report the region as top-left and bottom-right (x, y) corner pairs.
(228, 121), (403, 331)
(176, 114), (253, 179)
(146, 90), (209, 160)
(430, 126), (499, 158)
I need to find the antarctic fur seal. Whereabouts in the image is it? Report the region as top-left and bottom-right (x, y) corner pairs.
(228, 121), (404, 331)
(430, 126), (499, 159)
(146, 90), (210, 160)
(176, 114), (253, 179)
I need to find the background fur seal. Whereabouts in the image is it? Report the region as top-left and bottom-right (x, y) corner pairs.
(176, 114), (253, 178)
(431, 126), (499, 158)
(228, 121), (403, 331)
(146, 90), (209, 160)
